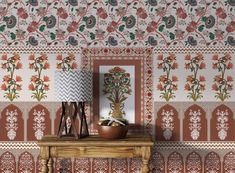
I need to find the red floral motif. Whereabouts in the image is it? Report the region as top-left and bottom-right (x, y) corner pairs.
(56, 53), (77, 71)
(57, 8), (68, 19)
(136, 7), (148, 19)
(212, 54), (233, 101)
(27, 21), (39, 33)
(28, 54), (50, 101)
(176, 7), (187, 19)
(186, 21), (198, 33)
(17, 7), (28, 19)
(226, 21), (235, 33)
(96, 8), (108, 19)
(184, 54), (206, 101)
(1, 53), (22, 101)
(107, 21), (118, 33)
(67, 21), (79, 33)
(157, 54), (178, 101)
(146, 21), (158, 33)
(216, 8), (227, 19)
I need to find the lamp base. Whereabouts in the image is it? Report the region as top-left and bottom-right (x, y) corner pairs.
(57, 102), (89, 139)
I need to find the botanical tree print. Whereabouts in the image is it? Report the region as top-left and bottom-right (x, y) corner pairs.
(103, 67), (131, 118)
(0, 0), (234, 46)
(184, 54), (206, 101)
(28, 54), (50, 101)
(212, 54), (233, 101)
(1, 53), (22, 101)
(56, 54), (77, 71)
(157, 54), (178, 102)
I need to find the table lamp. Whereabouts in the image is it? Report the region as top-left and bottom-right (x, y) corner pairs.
(55, 70), (92, 139)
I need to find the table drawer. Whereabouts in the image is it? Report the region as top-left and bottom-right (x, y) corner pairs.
(50, 146), (140, 158)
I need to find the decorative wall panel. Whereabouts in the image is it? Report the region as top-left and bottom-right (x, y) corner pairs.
(154, 49), (235, 102)
(55, 158), (72, 173)
(156, 104), (180, 141)
(183, 104), (207, 141)
(185, 152), (202, 173)
(18, 151), (35, 173)
(74, 158), (91, 173)
(0, 151), (16, 173)
(92, 158), (109, 173)
(211, 104), (235, 141)
(223, 152), (235, 172)
(204, 152), (221, 173)
(149, 151), (165, 173)
(81, 48), (153, 132)
(0, 104), (24, 141)
(0, 47), (235, 102)
(27, 104), (51, 141)
(130, 158), (141, 173)
(111, 159), (128, 173)
(0, 49), (80, 102)
(167, 152), (184, 173)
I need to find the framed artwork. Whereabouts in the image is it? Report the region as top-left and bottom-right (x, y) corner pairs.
(81, 48), (153, 133)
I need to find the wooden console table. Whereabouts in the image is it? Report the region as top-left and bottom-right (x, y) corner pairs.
(38, 135), (153, 173)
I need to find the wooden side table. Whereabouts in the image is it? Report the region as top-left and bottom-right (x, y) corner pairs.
(38, 135), (153, 173)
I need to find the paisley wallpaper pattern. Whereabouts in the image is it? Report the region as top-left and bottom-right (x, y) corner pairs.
(0, 0), (235, 47)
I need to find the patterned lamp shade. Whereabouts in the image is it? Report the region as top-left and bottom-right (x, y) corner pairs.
(55, 70), (92, 102)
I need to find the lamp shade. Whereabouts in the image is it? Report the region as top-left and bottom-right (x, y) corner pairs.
(55, 70), (92, 102)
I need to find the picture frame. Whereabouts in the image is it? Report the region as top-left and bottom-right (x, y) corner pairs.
(81, 48), (153, 133)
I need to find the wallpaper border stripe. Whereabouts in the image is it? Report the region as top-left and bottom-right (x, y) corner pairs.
(0, 142), (39, 149)
(0, 47), (235, 54)
(1, 142), (234, 150)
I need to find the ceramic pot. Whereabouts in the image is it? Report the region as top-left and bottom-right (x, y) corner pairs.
(98, 125), (128, 139)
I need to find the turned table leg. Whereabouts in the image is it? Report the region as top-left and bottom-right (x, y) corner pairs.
(141, 147), (151, 173)
(40, 147), (50, 173)
(41, 158), (49, 173)
(48, 158), (54, 173)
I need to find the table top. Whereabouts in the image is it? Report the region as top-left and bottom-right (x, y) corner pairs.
(37, 135), (154, 147)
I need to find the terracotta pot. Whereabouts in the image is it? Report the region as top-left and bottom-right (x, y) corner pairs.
(98, 125), (128, 139)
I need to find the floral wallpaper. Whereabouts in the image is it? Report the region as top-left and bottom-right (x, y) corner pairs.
(0, 0), (235, 47)
(1, 53), (22, 101)
(28, 54), (50, 101)
(0, 0), (234, 171)
(154, 51), (235, 102)
(0, 51), (80, 101)
(0, 48), (235, 102)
